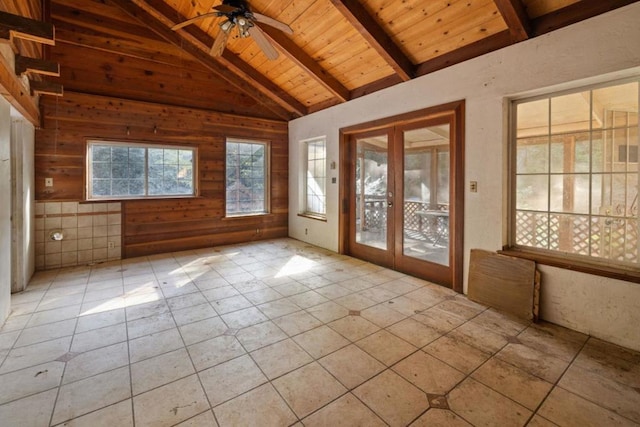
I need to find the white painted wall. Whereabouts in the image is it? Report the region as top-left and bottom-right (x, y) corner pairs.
(289, 4), (640, 351)
(0, 97), (12, 324)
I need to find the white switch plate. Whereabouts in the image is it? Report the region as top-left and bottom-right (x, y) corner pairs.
(45, 178), (53, 187)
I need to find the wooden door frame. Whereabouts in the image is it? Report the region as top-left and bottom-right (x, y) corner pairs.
(339, 101), (465, 292)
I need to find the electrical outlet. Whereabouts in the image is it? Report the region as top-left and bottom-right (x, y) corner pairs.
(305, 228), (308, 235)
(470, 181), (478, 192)
(45, 178), (53, 187)
(108, 241), (115, 249)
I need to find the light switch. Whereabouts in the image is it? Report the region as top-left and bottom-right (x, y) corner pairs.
(470, 181), (478, 192)
(45, 178), (53, 187)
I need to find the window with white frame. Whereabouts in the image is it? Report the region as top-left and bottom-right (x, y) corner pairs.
(87, 141), (196, 200)
(511, 78), (639, 269)
(303, 138), (327, 217)
(226, 139), (269, 216)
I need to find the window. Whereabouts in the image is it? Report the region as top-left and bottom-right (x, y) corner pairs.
(511, 78), (639, 269)
(303, 138), (327, 217)
(87, 141), (195, 200)
(226, 139), (269, 216)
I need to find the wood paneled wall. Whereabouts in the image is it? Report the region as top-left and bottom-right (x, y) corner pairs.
(0, 0), (43, 58)
(36, 91), (289, 258)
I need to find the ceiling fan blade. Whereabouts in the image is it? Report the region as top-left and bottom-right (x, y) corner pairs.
(213, 4), (239, 13)
(171, 11), (219, 30)
(248, 25), (279, 60)
(252, 13), (293, 35)
(210, 23), (233, 56)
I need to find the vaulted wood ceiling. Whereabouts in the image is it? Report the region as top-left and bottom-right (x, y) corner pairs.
(45, 0), (638, 121)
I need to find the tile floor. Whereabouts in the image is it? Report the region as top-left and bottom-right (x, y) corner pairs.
(1, 238), (639, 427)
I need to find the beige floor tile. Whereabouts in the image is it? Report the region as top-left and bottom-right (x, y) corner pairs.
(0, 336), (72, 374)
(469, 308), (530, 337)
(63, 342), (129, 384)
(211, 295), (253, 315)
(393, 351), (465, 395)
(131, 348), (195, 395)
(472, 357), (552, 411)
(199, 354), (267, 406)
(273, 311), (323, 336)
(0, 361), (64, 405)
(14, 318), (77, 348)
(410, 409), (472, 426)
(328, 315), (380, 341)
(273, 362), (347, 418)
(518, 322), (588, 362)
(236, 321), (287, 352)
(314, 284), (351, 300)
(243, 288), (283, 305)
(412, 307), (466, 334)
(171, 303), (218, 327)
(435, 299), (484, 320)
(0, 313), (30, 333)
(213, 383), (297, 427)
(388, 318), (442, 348)
(178, 316), (227, 345)
(360, 304), (407, 328)
(387, 296), (428, 316)
(334, 293), (377, 311)
(448, 378), (531, 427)
(166, 292), (208, 311)
(250, 338), (313, 379)
(202, 286), (239, 302)
(75, 309), (125, 333)
(0, 389), (57, 427)
(574, 339), (640, 388)
(302, 393), (386, 427)
(306, 301), (350, 323)
(354, 369), (429, 427)
(496, 343), (569, 383)
(448, 321), (509, 354)
(60, 399), (133, 427)
(356, 329), (417, 366)
(0, 330), (20, 352)
(559, 364), (640, 423)
(257, 300), (301, 319)
(133, 374), (210, 427)
(71, 323), (127, 353)
(221, 307), (268, 329)
(36, 294), (85, 312)
(272, 282), (309, 297)
(404, 287), (449, 307)
(174, 410), (218, 426)
(293, 325), (350, 359)
(538, 387), (636, 427)
(526, 415), (559, 427)
(127, 312), (176, 339)
(129, 328), (184, 363)
(287, 290), (329, 309)
(319, 344), (385, 389)
(188, 335), (245, 371)
(424, 335), (491, 374)
(27, 304), (81, 328)
(52, 366), (131, 425)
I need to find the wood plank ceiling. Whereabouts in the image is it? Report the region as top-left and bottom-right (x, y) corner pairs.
(46, 0), (638, 121)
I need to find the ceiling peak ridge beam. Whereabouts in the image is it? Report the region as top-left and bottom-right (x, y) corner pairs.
(532, 0), (640, 36)
(138, 0), (307, 118)
(328, 0), (414, 81)
(493, 0), (531, 42)
(110, 0), (304, 120)
(258, 25), (350, 103)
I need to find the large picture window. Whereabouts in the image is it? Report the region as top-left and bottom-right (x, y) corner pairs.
(226, 139), (269, 216)
(87, 141), (196, 200)
(511, 78), (639, 270)
(303, 138), (326, 217)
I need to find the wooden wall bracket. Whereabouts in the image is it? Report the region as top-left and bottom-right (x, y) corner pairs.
(15, 55), (60, 76)
(0, 10), (55, 47)
(30, 79), (63, 96)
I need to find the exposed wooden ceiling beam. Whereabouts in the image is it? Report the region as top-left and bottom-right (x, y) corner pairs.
(532, 0), (639, 36)
(0, 10), (55, 47)
(416, 30), (513, 77)
(139, 0), (308, 118)
(328, 0), (414, 81)
(15, 54), (60, 76)
(258, 25), (350, 103)
(109, 0), (304, 120)
(0, 53), (39, 125)
(493, 0), (531, 42)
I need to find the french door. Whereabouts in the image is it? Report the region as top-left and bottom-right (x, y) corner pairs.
(340, 102), (464, 291)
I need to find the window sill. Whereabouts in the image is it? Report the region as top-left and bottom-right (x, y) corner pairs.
(499, 247), (640, 284)
(86, 195), (200, 202)
(298, 213), (327, 222)
(223, 213), (272, 221)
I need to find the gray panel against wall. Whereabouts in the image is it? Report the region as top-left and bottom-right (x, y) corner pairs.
(0, 98), (12, 324)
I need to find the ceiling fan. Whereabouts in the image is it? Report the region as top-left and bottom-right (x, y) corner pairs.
(171, 0), (293, 60)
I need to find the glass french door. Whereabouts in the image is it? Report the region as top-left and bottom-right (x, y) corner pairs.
(343, 103), (464, 290)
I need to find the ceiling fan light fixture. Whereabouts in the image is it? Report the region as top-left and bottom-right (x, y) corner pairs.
(220, 19), (234, 31)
